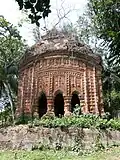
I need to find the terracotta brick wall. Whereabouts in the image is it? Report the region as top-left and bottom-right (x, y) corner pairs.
(17, 54), (103, 117)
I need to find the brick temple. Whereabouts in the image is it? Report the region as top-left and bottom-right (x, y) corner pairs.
(17, 32), (104, 117)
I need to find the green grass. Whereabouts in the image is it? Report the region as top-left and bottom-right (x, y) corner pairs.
(0, 147), (120, 160)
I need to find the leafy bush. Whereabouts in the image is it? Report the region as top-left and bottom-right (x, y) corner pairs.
(107, 119), (120, 130)
(30, 114), (120, 131)
(14, 113), (120, 131)
(15, 115), (32, 125)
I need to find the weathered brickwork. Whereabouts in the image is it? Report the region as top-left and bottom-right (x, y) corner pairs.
(17, 34), (104, 117)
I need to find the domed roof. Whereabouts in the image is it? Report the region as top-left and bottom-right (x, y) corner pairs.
(20, 31), (102, 67)
(27, 32), (94, 56)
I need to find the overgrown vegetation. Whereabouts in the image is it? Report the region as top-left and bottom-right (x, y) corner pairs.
(14, 114), (120, 131)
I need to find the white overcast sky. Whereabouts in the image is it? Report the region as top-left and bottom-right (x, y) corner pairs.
(0, 0), (87, 46)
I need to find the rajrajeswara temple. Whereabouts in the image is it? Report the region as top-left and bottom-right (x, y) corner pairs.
(17, 32), (104, 117)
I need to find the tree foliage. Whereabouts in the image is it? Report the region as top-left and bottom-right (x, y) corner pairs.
(85, 0), (120, 117)
(15, 0), (51, 26)
(88, 0), (120, 65)
(0, 16), (26, 122)
(102, 54), (120, 116)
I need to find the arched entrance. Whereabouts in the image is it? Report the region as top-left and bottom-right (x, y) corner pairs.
(38, 92), (47, 118)
(71, 91), (80, 113)
(54, 91), (64, 117)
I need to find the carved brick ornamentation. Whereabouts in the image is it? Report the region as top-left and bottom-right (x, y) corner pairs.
(17, 33), (104, 116)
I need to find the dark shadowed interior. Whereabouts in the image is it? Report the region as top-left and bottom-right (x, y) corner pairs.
(54, 92), (64, 117)
(38, 92), (47, 118)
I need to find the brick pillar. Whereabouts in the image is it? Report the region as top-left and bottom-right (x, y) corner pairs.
(32, 103), (39, 118)
(78, 95), (84, 114)
(46, 72), (54, 115)
(93, 67), (99, 114)
(83, 66), (89, 114)
(47, 96), (54, 113)
(64, 96), (72, 116)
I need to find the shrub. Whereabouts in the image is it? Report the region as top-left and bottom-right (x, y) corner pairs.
(14, 113), (120, 131)
(15, 115), (32, 125)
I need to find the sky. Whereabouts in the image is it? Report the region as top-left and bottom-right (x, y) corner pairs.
(0, 0), (87, 46)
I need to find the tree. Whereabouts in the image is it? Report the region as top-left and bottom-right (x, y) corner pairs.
(102, 54), (120, 117)
(0, 16), (26, 123)
(15, 0), (51, 26)
(88, 0), (120, 66)
(87, 0), (120, 117)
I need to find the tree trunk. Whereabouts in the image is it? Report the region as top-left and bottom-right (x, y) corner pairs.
(3, 82), (15, 125)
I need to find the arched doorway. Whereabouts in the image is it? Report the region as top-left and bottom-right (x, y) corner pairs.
(54, 91), (64, 117)
(38, 92), (47, 118)
(71, 91), (80, 113)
